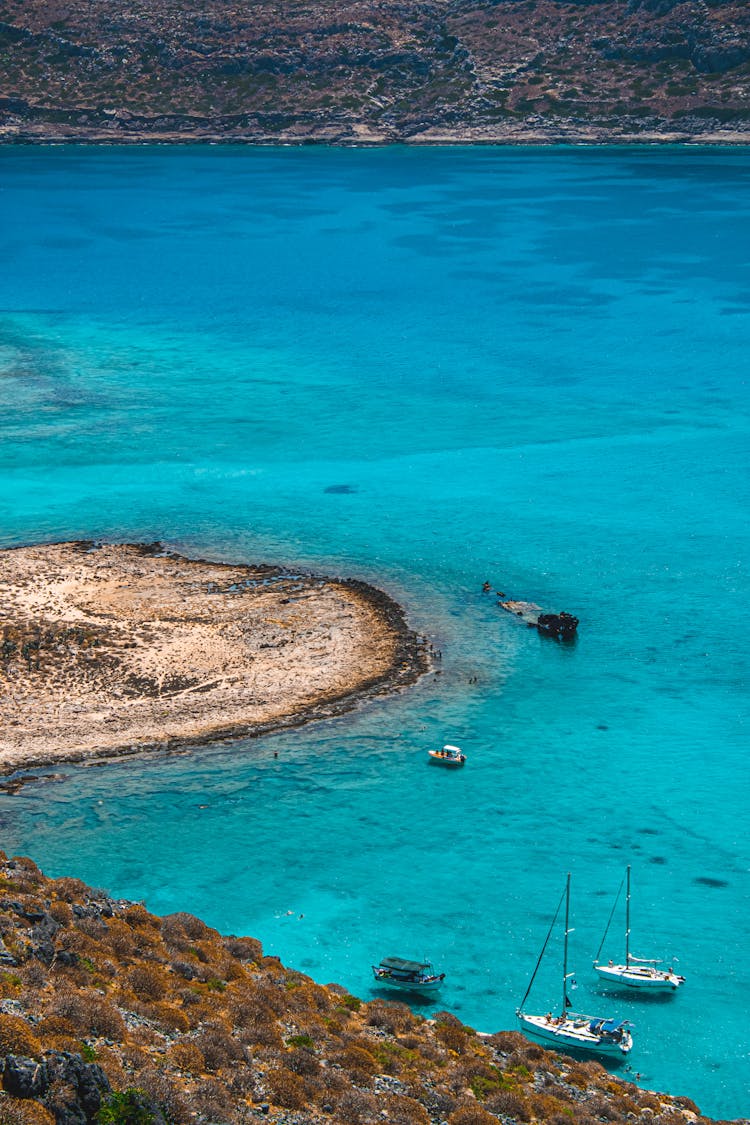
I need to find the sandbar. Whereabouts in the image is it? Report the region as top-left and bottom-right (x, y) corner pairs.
(0, 541), (429, 774)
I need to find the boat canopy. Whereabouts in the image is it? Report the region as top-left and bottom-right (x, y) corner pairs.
(590, 1018), (629, 1033)
(378, 957), (430, 973)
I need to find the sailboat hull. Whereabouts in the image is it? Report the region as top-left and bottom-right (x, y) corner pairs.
(517, 1013), (633, 1057)
(594, 963), (684, 991)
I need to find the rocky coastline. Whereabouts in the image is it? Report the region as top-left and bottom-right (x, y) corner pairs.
(1, 0), (749, 147)
(0, 541), (430, 776)
(0, 852), (736, 1125)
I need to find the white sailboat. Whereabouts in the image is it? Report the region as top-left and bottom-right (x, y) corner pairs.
(517, 873), (633, 1057)
(593, 865), (685, 992)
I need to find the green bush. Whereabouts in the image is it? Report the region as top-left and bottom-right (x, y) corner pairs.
(97, 1089), (156, 1125)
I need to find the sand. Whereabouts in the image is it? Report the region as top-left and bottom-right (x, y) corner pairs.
(0, 541), (429, 774)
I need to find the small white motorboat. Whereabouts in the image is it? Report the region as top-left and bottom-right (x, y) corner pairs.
(428, 744), (466, 766)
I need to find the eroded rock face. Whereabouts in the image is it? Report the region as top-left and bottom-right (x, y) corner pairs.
(45, 1053), (111, 1124)
(0, 0), (748, 142)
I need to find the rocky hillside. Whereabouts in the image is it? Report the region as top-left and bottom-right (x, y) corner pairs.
(0, 0), (748, 144)
(0, 851), (739, 1125)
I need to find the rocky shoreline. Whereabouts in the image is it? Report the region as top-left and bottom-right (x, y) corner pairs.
(1, 0), (749, 149)
(0, 852), (732, 1125)
(2, 117), (749, 148)
(0, 542), (430, 777)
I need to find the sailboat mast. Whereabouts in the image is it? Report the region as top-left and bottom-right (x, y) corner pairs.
(625, 865), (631, 966)
(562, 872), (571, 1016)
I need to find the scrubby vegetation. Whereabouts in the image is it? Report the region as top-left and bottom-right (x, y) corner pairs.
(0, 0), (748, 142)
(0, 853), (732, 1125)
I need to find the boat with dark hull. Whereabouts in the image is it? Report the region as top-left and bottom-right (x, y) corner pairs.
(372, 957), (445, 993)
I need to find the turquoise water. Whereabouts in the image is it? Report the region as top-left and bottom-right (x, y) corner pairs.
(1, 146), (749, 1119)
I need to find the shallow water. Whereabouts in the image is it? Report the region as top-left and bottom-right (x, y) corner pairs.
(0, 146), (748, 1118)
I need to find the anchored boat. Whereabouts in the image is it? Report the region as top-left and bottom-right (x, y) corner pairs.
(517, 873), (633, 1057)
(593, 865), (685, 991)
(372, 957), (445, 993)
(428, 744), (466, 766)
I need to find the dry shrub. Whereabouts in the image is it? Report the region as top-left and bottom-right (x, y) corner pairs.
(122, 904), (159, 930)
(223, 959), (246, 983)
(448, 1104), (499, 1125)
(531, 1093), (582, 1122)
(567, 1061), (606, 1089)
(673, 1096), (701, 1115)
(223, 935), (262, 963)
(335, 1044), (379, 1082)
(128, 964), (169, 1001)
(166, 1041), (205, 1074)
(170, 960), (197, 982)
(486, 1030), (527, 1055)
(230, 994), (283, 1049)
(144, 1002), (190, 1034)
(0, 1014), (42, 1057)
(581, 1093), (629, 1121)
(509, 1041), (546, 1067)
(130, 1026), (161, 1048)
(49, 901), (72, 926)
(265, 1066), (307, 1110)
(0, 1097), (55, 1125)
(285, 980), (332, 1014)
(227, 1065), (259, 1099)
(485, 1088), (533, 1121)
(0, 977), (22, 1000)
(366, 999), (416, 1034)
(36, 1015), (77, 1038)
(93, 1046), (128, 1090)
(286, 1046), (320, 1077)
(49, 991), (126, 1041)
(137, 1068), (191, 1125)
(260, 956), (285, 978)
(23, 963), (47, 990)
(74, 917), (108, 939)
(190, 1078), (235, 1122)
(407, 1038), (444, 1065)
(101, 920), (136, 960)
(379, 1094), (430, 1125)
(83, 998), (127, 1041)
(193, 1022), (246, 1071)
(333, 1089), (379, 1125)
(51, 877), (89, 902)
(119, 1043), (149, 1072)
(435, 1020), (470, 1054)
(160, 912), (212, 947)
(637, 1093), (666, 1113)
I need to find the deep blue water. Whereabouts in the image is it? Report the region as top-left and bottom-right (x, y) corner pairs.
(0, 146), (748, 1119)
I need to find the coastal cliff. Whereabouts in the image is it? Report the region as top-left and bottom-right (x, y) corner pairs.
(0, 0), (749, 145)
(0, 853), (733, 1125)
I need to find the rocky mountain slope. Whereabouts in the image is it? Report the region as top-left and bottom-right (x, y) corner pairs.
(0, 851), (739, 1125)
(0, 0), (749, 143)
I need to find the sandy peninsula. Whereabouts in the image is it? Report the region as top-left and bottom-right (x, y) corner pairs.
(0, 541), (429, 774)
